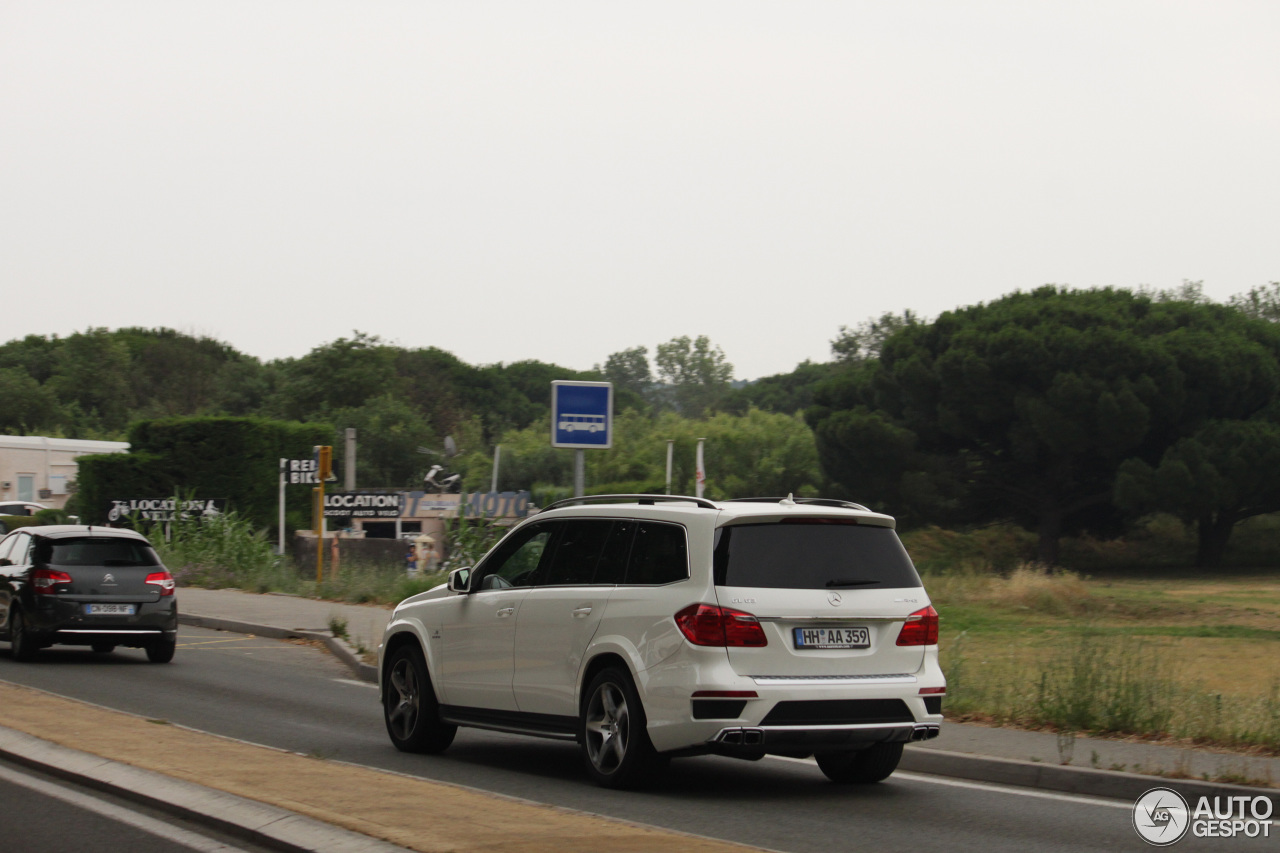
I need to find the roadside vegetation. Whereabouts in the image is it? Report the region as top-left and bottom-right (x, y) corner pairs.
(147, 510), (465, 607)
(911, 525), (1280, 756)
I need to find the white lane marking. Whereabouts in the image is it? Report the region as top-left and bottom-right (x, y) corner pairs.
(0, 762), (253, 852)
(332, 678), (377, 689)
(766, 755), (1133, 809)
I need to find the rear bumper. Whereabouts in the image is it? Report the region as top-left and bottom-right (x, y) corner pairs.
(637, 642), (947, 754)
(23, 596), (177, 646)
(708, 721), (940, 758)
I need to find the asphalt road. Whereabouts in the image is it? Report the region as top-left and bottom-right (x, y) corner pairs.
(1, 627), (1272, 853)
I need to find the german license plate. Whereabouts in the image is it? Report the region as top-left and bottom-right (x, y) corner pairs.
(85, 603), (135, 616)
(794, 626), (870, 649)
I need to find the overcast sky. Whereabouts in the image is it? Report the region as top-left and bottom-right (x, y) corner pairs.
(3, 2), (1277, 380)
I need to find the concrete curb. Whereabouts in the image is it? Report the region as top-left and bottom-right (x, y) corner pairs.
(902, 745), (1274, 801)
(180, 612), (1274, 804)
(0, 725), (413, 853)
(179, 613), (378, 683)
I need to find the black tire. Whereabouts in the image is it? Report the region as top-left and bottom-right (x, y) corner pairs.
(383, 644), (456, 753)
(815, 742), (904, 784)
(92, 642), (116, 654)
(9, 609), (37, 662)
(146, 637), (176, 663)
(579, 666), (664, 789)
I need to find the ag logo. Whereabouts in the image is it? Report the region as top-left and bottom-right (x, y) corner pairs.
(1133, 787), (1190, 846)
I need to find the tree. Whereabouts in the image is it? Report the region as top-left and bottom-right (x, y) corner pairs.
(808, 287), (1280, 564)
(654, 335), (734, 418)
(598, 346), (652, 396)
(723, 360), (839, 416)
(45, 328), (134, 434)
(1116, 419), (1280, 568)
(831, 310), (921, 365)
(272, 332), (401, 421)
(0, 368), (62, 433)
(330, 394), (439, 488)
(1229, 281), (1280, 323)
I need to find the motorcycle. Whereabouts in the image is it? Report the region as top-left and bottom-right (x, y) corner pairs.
(424, 464), (462, 493)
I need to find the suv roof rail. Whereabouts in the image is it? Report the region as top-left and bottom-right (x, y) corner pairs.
(723, 497), (872, 512)
(539, 494), (720, 513)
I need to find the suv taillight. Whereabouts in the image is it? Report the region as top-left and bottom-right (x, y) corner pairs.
(675, 604), (768, 647)
(145, 571), (176, 596)
(32, 568), (73, 594)
(896, 605), (939, 646)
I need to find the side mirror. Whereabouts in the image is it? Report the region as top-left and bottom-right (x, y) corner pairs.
(447, 567), (471, 593)
(0, 558), (10, 567)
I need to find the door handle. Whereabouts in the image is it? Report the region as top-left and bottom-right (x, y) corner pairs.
(497, 607), (516, 618)
(571, 606), (593, 617)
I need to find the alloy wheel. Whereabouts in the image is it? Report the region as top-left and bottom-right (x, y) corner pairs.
(584, 681), (630, 774)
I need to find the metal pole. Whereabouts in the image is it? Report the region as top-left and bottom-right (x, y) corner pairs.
(277, 459), (286, 556)
(344, 428), (357, 491)
(491, 444), (501, 494)
(695, 438), (706, 499)
(665, 440), (674, 495)
(574, 449), (585, 497)
(315, 483), (325, 584)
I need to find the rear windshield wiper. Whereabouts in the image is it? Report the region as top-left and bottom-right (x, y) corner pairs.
(825, 578), (881, 587)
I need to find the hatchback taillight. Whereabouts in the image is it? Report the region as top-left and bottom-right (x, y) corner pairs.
(675, 604), (768, 647)
(145, 571), (176, 596)
(32, 568), (73, 594)
(896, 605), (939, 646)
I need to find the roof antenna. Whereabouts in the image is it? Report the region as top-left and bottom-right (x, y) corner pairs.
(780, 493), (796, 506)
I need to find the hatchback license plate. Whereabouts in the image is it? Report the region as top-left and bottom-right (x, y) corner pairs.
(85, 604), (135, 616)
(794, 626), (869, 649)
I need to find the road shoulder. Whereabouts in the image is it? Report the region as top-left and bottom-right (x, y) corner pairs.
(0, 681), (761, 853)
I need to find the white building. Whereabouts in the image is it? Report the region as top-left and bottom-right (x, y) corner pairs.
(0, 435), (130, 509)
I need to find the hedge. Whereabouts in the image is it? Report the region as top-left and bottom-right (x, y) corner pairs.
(75, 416), (334, 531)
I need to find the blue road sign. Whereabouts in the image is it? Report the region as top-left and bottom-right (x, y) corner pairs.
(551, 381), (613, 449)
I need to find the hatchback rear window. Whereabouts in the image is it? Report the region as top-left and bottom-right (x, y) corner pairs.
(714, 521), (921, 590)
(47, 538), (160, 567)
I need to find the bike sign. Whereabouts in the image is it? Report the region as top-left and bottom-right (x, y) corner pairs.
(551, 381), (613, 449)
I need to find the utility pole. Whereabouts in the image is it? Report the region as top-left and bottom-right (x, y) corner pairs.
(665, 440), (674, 494)
(344, 428), (356, 491)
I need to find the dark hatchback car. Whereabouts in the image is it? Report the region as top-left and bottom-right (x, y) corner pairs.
(0, 526), (177, 662)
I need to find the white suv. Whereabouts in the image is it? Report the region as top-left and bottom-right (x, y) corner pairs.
(378, 495), (944, 788)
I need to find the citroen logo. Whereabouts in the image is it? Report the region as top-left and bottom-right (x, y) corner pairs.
(827, 592), (843, 607)
(102, 573), (116, 584)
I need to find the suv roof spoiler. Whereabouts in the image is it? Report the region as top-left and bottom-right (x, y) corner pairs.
(723, 497), (872, 511)
(539, 494), (720, 513)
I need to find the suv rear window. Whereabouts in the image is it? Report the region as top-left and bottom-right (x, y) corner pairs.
(46, 538), (160, 567)
(714, 521), (921, 590)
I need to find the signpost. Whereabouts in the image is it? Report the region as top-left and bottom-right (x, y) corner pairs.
(551, 381), (612, 497)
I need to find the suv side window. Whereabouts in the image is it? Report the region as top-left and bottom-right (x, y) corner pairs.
(0, 534), (15, 564)
(475, 523), (555, 590)
(538, 519), (615, 586)
(624, 521), (688, 585)
(592, 519), (634, 585)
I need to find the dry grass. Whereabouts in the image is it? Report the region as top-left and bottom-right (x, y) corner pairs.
(926, 562), (1097, 617)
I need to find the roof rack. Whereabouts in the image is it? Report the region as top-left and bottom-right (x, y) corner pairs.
(723, 497), (872, 512)
(539, 494), (720, 513)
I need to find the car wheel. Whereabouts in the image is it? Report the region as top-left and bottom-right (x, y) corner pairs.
(9, 610), (37, 662)
(145, 637), (176, 663)
(815, 742), (904, 784)
(580, 666), (664, 789)
(384, 644), (456, 753)
(92, 642), (116, 654)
